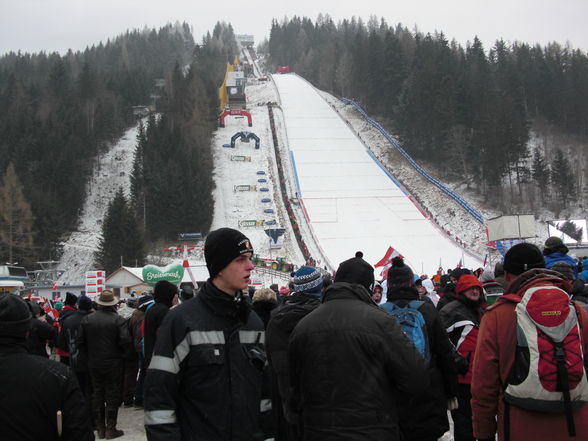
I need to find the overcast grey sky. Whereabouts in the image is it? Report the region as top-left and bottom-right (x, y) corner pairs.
(1, 0), (587, 56)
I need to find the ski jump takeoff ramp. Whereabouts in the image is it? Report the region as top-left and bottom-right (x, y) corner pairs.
(273, 74), (482, 275)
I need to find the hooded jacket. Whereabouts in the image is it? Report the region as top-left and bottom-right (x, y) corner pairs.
(288, 282), (427, 441)
(385, 286), (456, 440)
(144, 280), (265, 441)
(471, 269), (588, 441)
(544, 251), (578, 278)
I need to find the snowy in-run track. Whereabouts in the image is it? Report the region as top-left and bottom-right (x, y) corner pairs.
(270, 73), (483, 275)
(57, 66), (482, 286)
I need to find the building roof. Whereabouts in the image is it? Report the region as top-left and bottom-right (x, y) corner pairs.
(106, 262), (210, 287)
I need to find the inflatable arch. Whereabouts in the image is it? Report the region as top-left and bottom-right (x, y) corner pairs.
(231, 131), (260, 149)
(219, 109), (252, 127)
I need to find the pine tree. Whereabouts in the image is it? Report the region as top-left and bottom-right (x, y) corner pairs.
(0, 163), (35, 264)
(95, 189), (145, 275)
(551, 149), (576, 207)
(531, 148), (550, 203)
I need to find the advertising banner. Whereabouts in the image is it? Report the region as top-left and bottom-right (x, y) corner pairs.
(85, 270), (106, 298)
(142, 263), (184, 286)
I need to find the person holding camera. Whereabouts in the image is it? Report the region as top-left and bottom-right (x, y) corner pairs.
(144, 228), (266, 441)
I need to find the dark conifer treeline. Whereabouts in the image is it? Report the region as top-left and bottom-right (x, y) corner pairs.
(130, 22), (238, 243)
(267, 15), (588, 206)
(0, 23), (195, 266)
(95, 188), (145, 275)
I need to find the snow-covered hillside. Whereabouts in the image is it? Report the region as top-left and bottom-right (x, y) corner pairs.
(57, 124), (142, 284)
(56, 51), (496, 286)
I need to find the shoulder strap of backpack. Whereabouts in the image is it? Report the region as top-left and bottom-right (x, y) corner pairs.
(553, 338), (577, 436)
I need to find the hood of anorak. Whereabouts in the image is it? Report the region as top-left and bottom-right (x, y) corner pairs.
(505, 268), (573, 297)
(322, 282), (376, 306)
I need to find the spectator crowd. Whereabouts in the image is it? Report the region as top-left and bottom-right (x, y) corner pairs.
(2, 232), (588, 441)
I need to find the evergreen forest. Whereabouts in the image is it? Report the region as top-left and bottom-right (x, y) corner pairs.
(0, 22), (238, 269)
(266, 15), (588, 213)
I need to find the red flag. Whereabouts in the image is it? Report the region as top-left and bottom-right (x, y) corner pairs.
(41, 298), (58, 320)
(374, 246), (403, 268)
(380, 263), (392, 280)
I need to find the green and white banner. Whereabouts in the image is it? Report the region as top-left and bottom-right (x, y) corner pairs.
(142, 263), (184, 286)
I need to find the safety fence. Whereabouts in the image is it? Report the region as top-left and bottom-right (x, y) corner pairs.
(340, 98), (484, 225)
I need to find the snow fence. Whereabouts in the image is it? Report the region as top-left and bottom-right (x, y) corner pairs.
(340, 98), (484, 225)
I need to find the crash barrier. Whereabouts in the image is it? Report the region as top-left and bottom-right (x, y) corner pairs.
(267, 103), (318, 267)
(340, 98), (484, 225)
(253, 266), (292, 282)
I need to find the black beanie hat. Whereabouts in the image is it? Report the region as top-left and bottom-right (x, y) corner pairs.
(0, 294), (32, 338)
(387, 257), (414, 288)
(205, 228), (254, 279)
(78, 295), (93, 311)
(154, 280), (178, 305)
(65, 292), (78, 307)
(504, 243), (545, 276)
(334, 251), (375, 291)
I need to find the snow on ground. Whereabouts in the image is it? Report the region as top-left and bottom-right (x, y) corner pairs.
(57, 122), (143, 284)
(320, 90), (498, 261)
(209, 76), (306, 276)
(273, 73), (484, 275)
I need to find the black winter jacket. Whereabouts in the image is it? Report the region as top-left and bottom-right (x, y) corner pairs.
(143, 292), (175, 366)
(266, 293), (321, 440)
(26, 317), (57, 357)
(437, 282), (457, 311)
(58, 309), (92, 372)
(0, 340), (94, 441)
(78, 306), (131, 369)
(439, 298), (484, 384)
(385, 286), (456, 440)
(144, 280), (265, 441)
(288, 282), (427, 441)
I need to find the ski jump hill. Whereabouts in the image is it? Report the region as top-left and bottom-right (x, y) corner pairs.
(272, 73), (483, 274)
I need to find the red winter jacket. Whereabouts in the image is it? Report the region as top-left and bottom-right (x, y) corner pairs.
(471, 269), (588, 441)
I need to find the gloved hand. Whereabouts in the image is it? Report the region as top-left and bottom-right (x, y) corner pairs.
(477, 438), (496, 441)
(454, 352), (470, 375)
(447, 397), (458, 411)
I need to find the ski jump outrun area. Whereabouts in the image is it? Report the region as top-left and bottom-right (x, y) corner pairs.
(273, 74), (482, 275)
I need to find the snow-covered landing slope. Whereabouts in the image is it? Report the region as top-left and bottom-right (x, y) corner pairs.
(273, 74), (483, 274)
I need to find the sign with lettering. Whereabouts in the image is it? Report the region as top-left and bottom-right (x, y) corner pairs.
(234, 185), (256, 191)
(142, 264), (184, 286)
(231, 156), (252, 162)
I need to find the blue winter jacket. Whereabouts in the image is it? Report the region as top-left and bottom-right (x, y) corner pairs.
(544, 252), (578, 279)
(580, 258), (588, 283)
